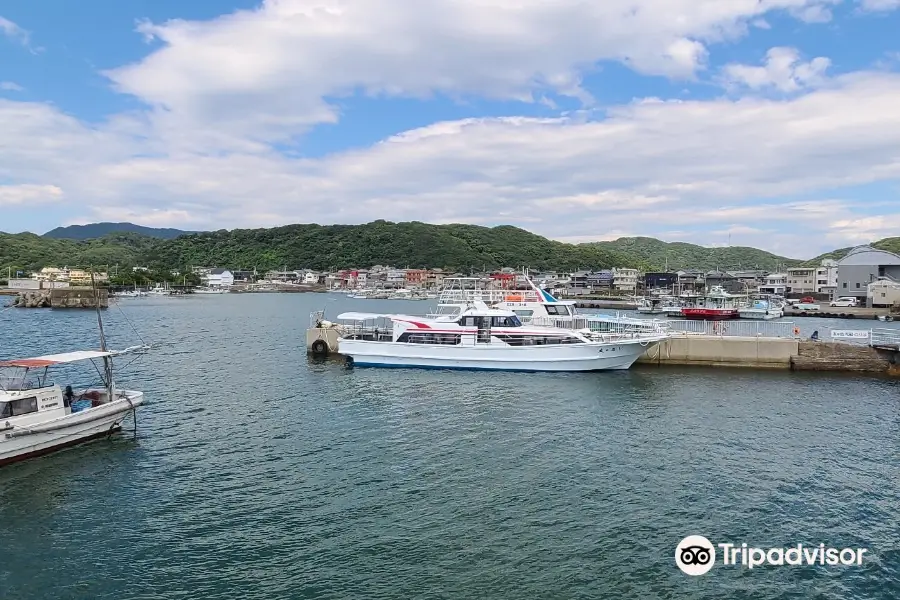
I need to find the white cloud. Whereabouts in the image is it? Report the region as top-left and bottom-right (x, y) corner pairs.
(0, 81), (24, 91)
(858, 0), (900, 11)
(4, 70), (900, 256)
(102, 0), (847, 147)
(0, 15), (30, 48)
(721, 47), (831, 92)
(0, 184), (63, 206)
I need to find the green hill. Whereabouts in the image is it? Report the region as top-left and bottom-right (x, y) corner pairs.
(3, 220), (896, 275)
(805, 237), (900, 265)
(0, 232), (155, 273)
(143, 221), (631, 272)
(587, 236), (801, 272)
(44, 222), (197, 240)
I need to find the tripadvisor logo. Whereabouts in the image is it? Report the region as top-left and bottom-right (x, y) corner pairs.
(675, 536), (869, 576)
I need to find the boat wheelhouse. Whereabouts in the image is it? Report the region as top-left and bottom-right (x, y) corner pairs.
(680, 286), (749, 321)
(434, 277), (668, 339)
(738, 297), (785, 320)
(0, 350), (145, 467)
(334, 300), (666, 372)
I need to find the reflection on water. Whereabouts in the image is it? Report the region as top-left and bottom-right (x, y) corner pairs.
(0, 294), (898, 600)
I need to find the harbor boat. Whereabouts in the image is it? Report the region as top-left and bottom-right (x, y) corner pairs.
(438, 277), (668, 338)
(738, 298), (784, 320)
(636, 296), (674, 315)
(680, 286), (748, 321)
(193, 286), (229, 295)
(335, 301), (667, 372)
(0, 350), (145, 466)
(148, 284), (172, 296)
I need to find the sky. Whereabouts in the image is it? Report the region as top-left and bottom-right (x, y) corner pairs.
(1, 0), (900, 259)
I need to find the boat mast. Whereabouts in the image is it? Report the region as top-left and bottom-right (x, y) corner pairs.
(91, 270), (114, 399)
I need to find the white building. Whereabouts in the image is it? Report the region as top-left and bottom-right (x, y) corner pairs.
(202, 268), (234, 287)
(815, 259), (838, 295)
(868, 277), (900, 307)
(786, 267), (817, 294)
(758, 273), (787, 295)
(612, 268), (639, 292)
(386, 269), (407, 286)
(303, 271), (319, 284)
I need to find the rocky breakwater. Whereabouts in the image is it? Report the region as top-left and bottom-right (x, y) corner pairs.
(11, 290), (52, 308)
(10, 288), (108, 308)
(791, 341), (898, 375)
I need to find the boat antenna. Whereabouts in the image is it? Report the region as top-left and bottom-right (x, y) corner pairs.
(91, 269), (114, 398)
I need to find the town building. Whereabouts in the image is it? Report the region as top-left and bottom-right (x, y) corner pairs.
(405, 269), (428, 288)
(815, 259), (838, 296)
(758, 273), (787, 296)
(202, 268), (234, 287)
(786, 267), (817, 294)
(837, 246), (900, 303)
(643, 272), (678, 292)
(612, 268), (639, 292)
(588, 270), (614, 291)
(868, 277), (900, 308)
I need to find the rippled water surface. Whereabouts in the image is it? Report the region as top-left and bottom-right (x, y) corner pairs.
(1, 294), (899, 599)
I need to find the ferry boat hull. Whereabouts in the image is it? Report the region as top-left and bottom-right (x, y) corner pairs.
(0, 391), (143, 467)
(681, 308), (738, 321)
(339, 339), (658, 372)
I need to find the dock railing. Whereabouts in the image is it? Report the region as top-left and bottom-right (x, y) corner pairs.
(666, 320), (797, 338)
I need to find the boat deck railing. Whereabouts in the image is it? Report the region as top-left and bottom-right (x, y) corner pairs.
(530, 315), (668, 335)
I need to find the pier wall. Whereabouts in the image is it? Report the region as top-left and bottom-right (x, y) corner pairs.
(8, 288), (108, 308)
(637, 336), (798, 369)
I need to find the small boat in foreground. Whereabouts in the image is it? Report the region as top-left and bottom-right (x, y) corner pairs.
(0, 349), (145, 467)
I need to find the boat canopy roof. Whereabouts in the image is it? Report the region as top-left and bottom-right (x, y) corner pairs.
(0, 350), (117, 368)
(336, 312), (399, 322)
(337, 305), (518, 323)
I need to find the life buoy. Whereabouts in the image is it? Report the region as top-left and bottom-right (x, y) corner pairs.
(311, 339), (329, 355)
(793, 327), (800, 336)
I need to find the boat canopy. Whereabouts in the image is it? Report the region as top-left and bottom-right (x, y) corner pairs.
(0, 350), (118, 368)
(336, 312), (398, 322)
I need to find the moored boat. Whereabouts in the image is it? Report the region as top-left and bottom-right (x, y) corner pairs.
(335, 300), (667, 372)
(681, 286), (747, 320)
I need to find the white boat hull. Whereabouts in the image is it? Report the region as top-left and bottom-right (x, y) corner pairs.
(338, 339), (661, 372)
(738, 309), (783, 320)
(0, 391), (143, 467)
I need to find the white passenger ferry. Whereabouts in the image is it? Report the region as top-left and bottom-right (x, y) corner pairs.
(335, 299), (667, 372)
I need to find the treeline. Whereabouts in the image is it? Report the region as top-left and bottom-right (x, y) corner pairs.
(0, 220), (818, 274)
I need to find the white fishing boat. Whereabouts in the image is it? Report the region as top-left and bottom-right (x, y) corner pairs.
(334, 300), (666, 372)
(193, 286), (229, 295)
(148, 284), (171, 296)
(738, 298), (784, 320)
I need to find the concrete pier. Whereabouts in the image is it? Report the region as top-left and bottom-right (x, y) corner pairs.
(637, 336), (798, 369)
(637, 335), (898, 376)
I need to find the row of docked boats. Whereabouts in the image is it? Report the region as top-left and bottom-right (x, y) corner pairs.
(340, 288), (438, 300)
(636, 287), (785, 320)
(313, 278), (669, 372)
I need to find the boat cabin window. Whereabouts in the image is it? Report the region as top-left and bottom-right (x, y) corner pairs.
(458, 315), (522, 327)
(0, 396), (38, 418)
(545, 304), (573, 316)
(511, 310), (534, 318)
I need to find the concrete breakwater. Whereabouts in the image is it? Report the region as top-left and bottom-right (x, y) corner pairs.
(8, 288), (109, 308)
(637, 336), (899, 376)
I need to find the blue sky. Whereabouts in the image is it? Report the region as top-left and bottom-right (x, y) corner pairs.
(1, 0), (899, 258)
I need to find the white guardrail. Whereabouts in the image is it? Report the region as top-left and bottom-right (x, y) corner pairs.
(665, 320), (798, 338)
(871, 328), (900, 348)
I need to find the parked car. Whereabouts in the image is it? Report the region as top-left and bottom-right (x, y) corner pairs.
(830, 297), (857, 307)
(800, 296), (816, 304)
